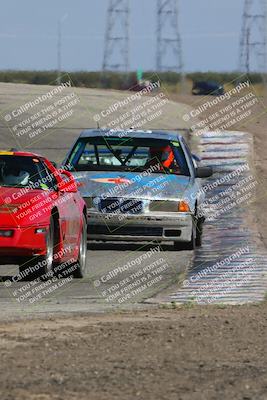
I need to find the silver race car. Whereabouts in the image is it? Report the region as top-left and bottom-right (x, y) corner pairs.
(63, 129), (212, 250)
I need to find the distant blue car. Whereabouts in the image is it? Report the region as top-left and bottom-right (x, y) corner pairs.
(192, 81), (224, 96)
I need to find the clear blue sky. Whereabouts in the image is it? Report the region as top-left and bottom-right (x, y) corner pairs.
(0, 0), (245, 72)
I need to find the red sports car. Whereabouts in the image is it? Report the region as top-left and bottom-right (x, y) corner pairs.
(0, 150), (87, 281)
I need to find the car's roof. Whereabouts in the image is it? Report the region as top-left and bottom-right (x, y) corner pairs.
(0, 150), (43, 158)
(79, 129), (183, 142)
(195, 80), (221, 87)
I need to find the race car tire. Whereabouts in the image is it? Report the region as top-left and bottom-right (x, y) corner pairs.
(195, 218), (203, 247)
(72, 215), (88, 279)
(173, 221), (196, 251)
(19, 216), (55, 281)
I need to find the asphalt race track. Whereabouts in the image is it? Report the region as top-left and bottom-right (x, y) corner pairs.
(0, 83), (193, 319)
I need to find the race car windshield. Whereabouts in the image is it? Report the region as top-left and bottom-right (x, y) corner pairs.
(0, 156), (55, 189)
(68, 137), (190, 176)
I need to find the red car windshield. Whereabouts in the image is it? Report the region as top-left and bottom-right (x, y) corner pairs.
(0, 156), (56, 190)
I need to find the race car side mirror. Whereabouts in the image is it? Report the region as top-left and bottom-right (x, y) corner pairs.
(57, 169), (78, 193)
(195, 166), (213, 178)
(192, 153), (201, 162)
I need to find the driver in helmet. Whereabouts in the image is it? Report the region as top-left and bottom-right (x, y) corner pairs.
(147, 145), (180, 173)
(2, 164), (30, 186)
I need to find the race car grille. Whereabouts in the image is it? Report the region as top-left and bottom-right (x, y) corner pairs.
(99, 198), (143, 215)
(89, 225), (163, 237)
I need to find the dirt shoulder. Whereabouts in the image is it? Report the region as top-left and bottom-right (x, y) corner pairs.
(0, 303), (266, 400)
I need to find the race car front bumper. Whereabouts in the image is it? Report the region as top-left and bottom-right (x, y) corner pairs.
(87, 211), (193, 242)
(0, 225), (48, 259)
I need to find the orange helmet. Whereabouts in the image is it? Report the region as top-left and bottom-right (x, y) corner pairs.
(149, 145), (174, 168)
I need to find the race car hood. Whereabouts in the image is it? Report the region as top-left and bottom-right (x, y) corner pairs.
(0, 187), (53, 227)
(72, 171), (192, 201)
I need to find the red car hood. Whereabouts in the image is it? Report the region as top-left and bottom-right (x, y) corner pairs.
(0, 187), (55, 227)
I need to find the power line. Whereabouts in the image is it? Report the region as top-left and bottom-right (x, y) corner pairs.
(239, 0), (267, 76)
(102, 0), (130, 72)
(156, 0), (183, 73)
(57, 14), (68, 85)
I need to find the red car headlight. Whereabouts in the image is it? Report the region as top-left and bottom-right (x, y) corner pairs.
(35, 228), (47, 234)
(0, 204), (20, 213)
(0, 230), (14, 237)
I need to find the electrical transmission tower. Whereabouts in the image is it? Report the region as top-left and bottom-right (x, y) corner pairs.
(102, 0), (129, 72)
(239, 0), (267, 74)
(156, 0), (183, 73)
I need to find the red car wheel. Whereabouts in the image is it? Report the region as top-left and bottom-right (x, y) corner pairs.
(19, 216), (55, 280)
(72, 215), (87, 279)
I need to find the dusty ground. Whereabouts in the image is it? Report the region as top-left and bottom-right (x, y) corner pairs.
(0, 303), (266, 400)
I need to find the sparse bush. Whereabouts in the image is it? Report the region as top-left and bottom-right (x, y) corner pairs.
(0, 70), (264, 90)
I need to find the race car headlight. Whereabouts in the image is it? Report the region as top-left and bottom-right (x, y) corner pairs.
(149, 200), (178, 212)
(0, 230), (14, 237)
(0, 204), (20, 213)
(35, 228), (47, 234)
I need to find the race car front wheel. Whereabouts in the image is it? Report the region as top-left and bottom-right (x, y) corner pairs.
(195, 217), (203, 247)
(72, 215), (88, 279)
(19, 217), (55, 281)
(43, 217), (54, 275)
(173, 220), (196, 251)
